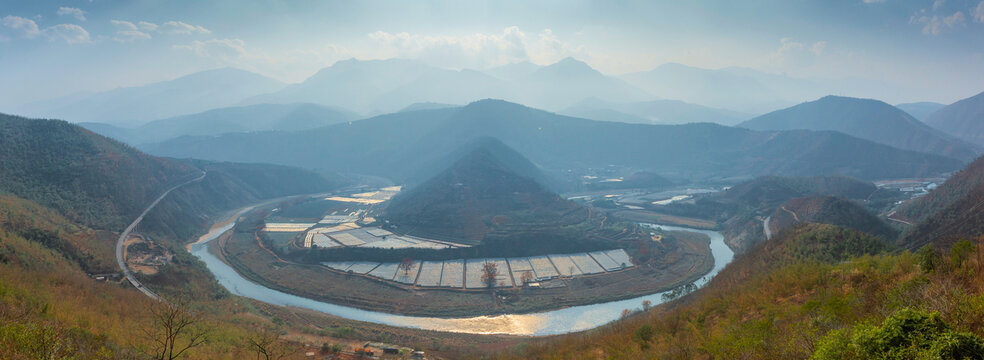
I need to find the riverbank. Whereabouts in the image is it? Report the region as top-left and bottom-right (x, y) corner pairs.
(217, 227), (713, 317)
(190, 199), (734, 335)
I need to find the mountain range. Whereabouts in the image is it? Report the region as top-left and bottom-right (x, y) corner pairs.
(738, 95), (979, 161)
(141, 99), (964, 184)
(79, 103), (358, 146)
(16, 68), (286, 125)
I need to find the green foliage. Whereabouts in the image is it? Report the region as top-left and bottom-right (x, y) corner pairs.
(952, 240), (976, 268)
(0, 114), (199, 230)
(633, 324), (654, 349)
(917, 245), (938, 273)
(813, 308), (984, 359)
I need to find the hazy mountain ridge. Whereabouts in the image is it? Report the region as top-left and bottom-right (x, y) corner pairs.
(739, 95), (979, 162)
(80, 103), (358, 145)
(562, 97), (748, 125)
(143, 99), (963, 182)
(896, 101), (945, 121)
(17, 68), (286, 125)
(924, 90), (984, 147)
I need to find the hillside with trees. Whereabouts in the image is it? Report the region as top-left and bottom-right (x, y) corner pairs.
(499, 224), (984, 359)
(384, 142), (588, 245)
(0, 113), (201, 230)
(770, 196), (898, 241)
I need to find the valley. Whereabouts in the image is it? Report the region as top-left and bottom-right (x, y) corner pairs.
(5, 3), (984, 358)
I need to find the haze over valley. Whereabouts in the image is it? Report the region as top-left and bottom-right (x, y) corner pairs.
(2, 1), (984, 359)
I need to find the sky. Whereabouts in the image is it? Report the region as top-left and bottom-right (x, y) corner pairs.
(1, 0), (983, 108)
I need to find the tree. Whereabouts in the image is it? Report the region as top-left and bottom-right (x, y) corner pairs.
(481, 261), (499, 289)
(399, 257), (416, 277)
(520, 270), (534, 286)
(141, 300), (209, 360)
(245, 329), (297, 360)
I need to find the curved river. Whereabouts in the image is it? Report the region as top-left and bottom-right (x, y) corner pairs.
(190, 222), (733, 336)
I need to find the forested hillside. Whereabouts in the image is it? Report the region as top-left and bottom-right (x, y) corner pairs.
(500, 224), (984, 359)
(0, 113), (200, 230)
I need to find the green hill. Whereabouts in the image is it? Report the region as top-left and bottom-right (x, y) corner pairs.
(0, 113), (200, 230)
(385, 142), (586, 245)
(739, 95), (979, 162)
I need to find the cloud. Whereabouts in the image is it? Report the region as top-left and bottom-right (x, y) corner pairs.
(810, 41), (827, 55)
(911, 8), (967, 35)
(933, 0), (945, 11)
(367, 26), (530, 69)
(364, 26), (591, 69)
(974, 1), (984, 22)
(175, 38), (247, 59)
(137, 21), (158, 32)
(42, 23), (90, 43)
(161, 21), (210, 35)
(768, 37), (828, 69)
(2, 15), (41, 38)
(174, 38), (352, 82)
(111, 20), (152, 42)
(56, 7), (85, 21)
(862, 0), (885, 3)
(3, 15), (89, 43)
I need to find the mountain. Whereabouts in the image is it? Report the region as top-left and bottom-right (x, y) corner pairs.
(896, 101), (945, 121)
(143, 99), (964, 183)
(243, 57), (650, 114)
(404, 136), (561, 192)
(924, 90), (984, 147)
(384, 142), (585, 244)
(738, 95), (979, 162)
(562, 98), (748, 125)
(897, 155), (984, 250)
(0, 112), (346, 232)
(242, 58), (440, 114)
(484, 61), (543, 81)
(769, 195), (898, 241)
(621, 63), (827, 114)
(370, 69), (510, 112)
(0, 113), (201, 229)
(79, 103), (358, 145)
(515, 57), (652, 110)
(18, 68), (286, 125)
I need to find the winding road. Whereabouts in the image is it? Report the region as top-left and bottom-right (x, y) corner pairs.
(115, 170), (206, 301)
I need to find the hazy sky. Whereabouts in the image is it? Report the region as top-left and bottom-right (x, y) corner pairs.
(2, 0), (983, 108)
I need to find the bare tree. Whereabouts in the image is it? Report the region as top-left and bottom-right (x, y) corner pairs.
(141, 300), (209, 360)
(520, 270), (534, 286)
(481, 261), (499, 290)
(398, 257), (416, 277)
(245, 329), (297, 360)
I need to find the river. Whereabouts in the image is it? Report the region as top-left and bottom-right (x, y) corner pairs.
(189, 220), (733, 335)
